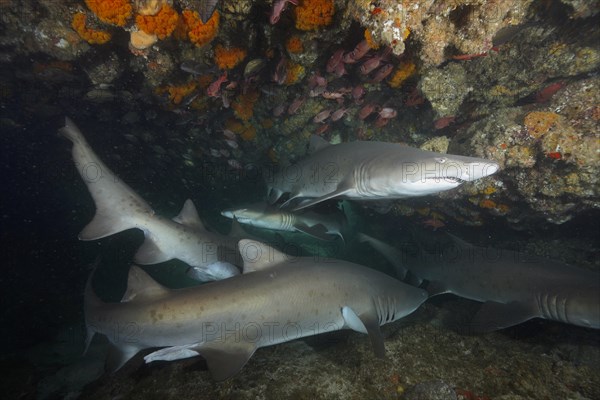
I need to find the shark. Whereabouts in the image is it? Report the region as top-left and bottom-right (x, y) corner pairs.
(266, 136), (500, 211)
(221, 202), (347, 242)
(359, 232), (600, 331)
(60, 117), (240, 282)
(84, 239), (429, 380)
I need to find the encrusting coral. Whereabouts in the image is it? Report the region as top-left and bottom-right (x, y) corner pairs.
(72, 12), (111, 44)
(180, 9), (219, 47)
(294, 0), (334, 31)
(84, 0), (133, 27)
(135, 4), (179, 39)
(214, 44), (247, 70)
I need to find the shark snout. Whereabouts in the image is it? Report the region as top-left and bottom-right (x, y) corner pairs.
(462, 160), (500, 181)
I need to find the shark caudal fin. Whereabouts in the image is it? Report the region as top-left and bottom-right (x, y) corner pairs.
(60, 117), (154, 240)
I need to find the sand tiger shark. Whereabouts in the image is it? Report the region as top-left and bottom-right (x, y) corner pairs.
(359, 232), (600, 331)
(266, 136), (500, 210)
(60, 117), (240, 281)
(221, 202), (347, 242)
(85, 239), (428, 380)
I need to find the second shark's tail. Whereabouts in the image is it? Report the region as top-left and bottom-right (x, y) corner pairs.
(60, 117), (154, 240)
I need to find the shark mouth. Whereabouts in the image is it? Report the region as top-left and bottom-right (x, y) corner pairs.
(425, 176), (467, 184)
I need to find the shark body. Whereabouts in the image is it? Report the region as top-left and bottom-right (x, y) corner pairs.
(267, 136), (499, 210)
(221, 202), (346, 242)
(61, 118), (240, 281)
(359, 232), (600, 331)
(85, 239), (428, 380)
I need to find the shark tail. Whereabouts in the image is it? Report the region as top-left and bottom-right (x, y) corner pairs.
(83, 262), (103, 356)
(60, 117), (154, 241)
(357, 233), (409, 280)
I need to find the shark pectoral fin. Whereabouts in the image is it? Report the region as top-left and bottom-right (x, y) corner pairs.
(469, 301), (537, 333)
(292, 184), (354, 212)
(425, 281), (450, 297)
(173, 199), (206, 231)
(294, 223), (335, 241)
(144, 344), (202, 363)
(79, 211), (133, 240)
(134, 237), (172, 265)
(198, 342), (257, 381)
(342, 306), (386, 358)
(106, 343), (142, 372)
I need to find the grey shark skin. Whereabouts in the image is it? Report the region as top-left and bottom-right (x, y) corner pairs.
(60, 117), (240, 281)
(85, 239), (428, 380)
(359, 233), (600, 331)
(221, 202), (346, 242)
(267, 136), (499, 211)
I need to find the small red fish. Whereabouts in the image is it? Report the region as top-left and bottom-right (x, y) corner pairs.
(315, 123), (330, 136)
(326, 49), (345, 73)
(547, 151), (562, 160)
(344, 40), (370, 64)
(330, 107), (349, 121)
(313, 109), (332, 123)
(378, 107), (397, 118)
(535, 81), (565, 103)
(287, 97), (305, 114)
(207, 72), (228, 97)
(370, 63), (393, 83)
(422, 218), (445, 230)
(358, 103), (378, 120)
(270, 0), (298, 24)
(433, 115), (455, 130)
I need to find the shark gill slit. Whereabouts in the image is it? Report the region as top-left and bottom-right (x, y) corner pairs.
(538, 293), (569, 323)
(354, 163), (371, 197)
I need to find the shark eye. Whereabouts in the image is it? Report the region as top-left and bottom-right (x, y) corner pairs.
(435, 157), (447, 164)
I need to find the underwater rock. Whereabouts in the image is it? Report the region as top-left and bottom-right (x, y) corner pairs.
(420, 63), (470, 119)
(403, 380), (457, 400)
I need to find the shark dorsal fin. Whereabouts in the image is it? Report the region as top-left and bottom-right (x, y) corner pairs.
(173, 199), (205, 230)
(238, 239), (289, 273)
(308, 135), (330, 154)
(121, 265), (169, 302)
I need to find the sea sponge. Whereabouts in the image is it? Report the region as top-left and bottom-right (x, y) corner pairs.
(524, 111), (560, 139)
(130, 30), (158, 50)
(180, 9), (219, 47)
(479, 199), (497, 209)
(214, 44), (247, 70)
(72, 12), (111, 45)
(240, 124), (257, 141)
(136, 4), (179, 39)
(294, 0), (334, 31)
(388, 61), (416, 88)
(286, 35), (304, 54)
(85, 0), (132, 27)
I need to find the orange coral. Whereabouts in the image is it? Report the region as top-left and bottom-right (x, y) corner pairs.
(136, 4), (179, 39)
(240, 124), (257, 141)
(284, 61), (304, 85)
(232, 90), (260, 121)
(155, 81), (197, 105)
(72, 12), (111, 45)
(294, 0), (334, 31)
(524, 111), (559, 139)
(286, 35), (304, 53)
(479, 199), (497, 209)
(214, 44), (247, 70)
(180, 9), (219, 47)
(388, 61), (416, 88)
(84, 0), (132, 27)
(364, 29), (379, 49)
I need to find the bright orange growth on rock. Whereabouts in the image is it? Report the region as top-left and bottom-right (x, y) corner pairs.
(180, 9), (219, 47)
(294, 0), (334, 31)
(388, 61), (416, 88)
(524, 111), (559, 139)
(284, 62), (304, 85)
(479, 199), (497, 209)
(286, 36), (304, 53)
(214, 44), (247, 70)
(72, 12), (111, 45)
(136, 4), (179, 39)
(364, 29), (379, 49)
(85, 0), (132, 27)
(232, 90), (260, 121)
(155, 81), (197, 105)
